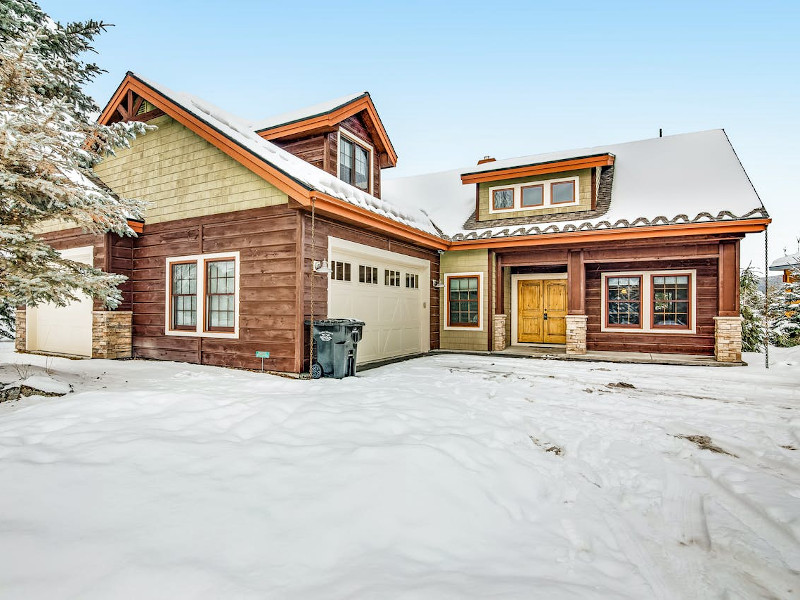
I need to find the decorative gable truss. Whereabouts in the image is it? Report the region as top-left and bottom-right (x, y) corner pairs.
(104, 89), (164, 124)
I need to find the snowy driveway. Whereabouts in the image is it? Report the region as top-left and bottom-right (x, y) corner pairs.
(0, 342), (798, 599)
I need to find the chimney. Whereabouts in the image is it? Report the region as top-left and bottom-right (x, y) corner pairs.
(477, 155), (495, 165)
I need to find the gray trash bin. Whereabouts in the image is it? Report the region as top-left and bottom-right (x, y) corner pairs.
(306, 318), (365, 379)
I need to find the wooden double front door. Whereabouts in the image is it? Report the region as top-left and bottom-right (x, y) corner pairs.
(517, 279), (567, 344)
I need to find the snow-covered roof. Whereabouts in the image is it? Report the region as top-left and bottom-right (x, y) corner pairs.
(383, 130), (768, 240)
(130, 75), (436, 235)
(769, 252), (800, 271)
(249, 92), (367, 132)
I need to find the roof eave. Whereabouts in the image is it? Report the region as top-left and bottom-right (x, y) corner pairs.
(460, 153), (615, 185)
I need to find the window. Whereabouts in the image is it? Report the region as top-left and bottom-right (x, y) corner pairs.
(331, 261), (351, 281)
(602, 270), (696, 333)
(205, 260), (235, 332)
(405, 273), (419, 289)
(166, 253), (239, 338)
(339, 134), (371, 191)
(171, 262), (197, 330)
(521, 184), (544, 207)
(488, 176), (579, 213)
(492, 188), (514, 210)
(652, 275), (691, 328)
(448, 275), (480, 327)
(359, 265), (378, 284)
(385, 269), (401, 287)
(551, 180), (575, 204)
(606, 276), (641, 327)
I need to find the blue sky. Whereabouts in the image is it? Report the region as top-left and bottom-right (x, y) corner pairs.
(44, 0), (799, 271)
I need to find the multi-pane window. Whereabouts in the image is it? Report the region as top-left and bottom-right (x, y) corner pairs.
(448, 276), (480, 326)
(405, 273), (419, 289)
(206, 260), (235, 331)
(171, 263), (197, 329)
(606, 276), (641, 327)
(331, 261), (351, 281)
(167, 253), (238, 337)
(359, 265), (378, 284)
(551, 180), (575, 204)
(385, 270), (401, 287)
(492, 188), (514, 210)
(521, 184), (544, 207)
(652, 275), (690, 328)
(339, 136), (370, 191)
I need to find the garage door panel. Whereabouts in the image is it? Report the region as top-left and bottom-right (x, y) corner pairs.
(328, 239), (430, 365)
(27, 246), (94, 357)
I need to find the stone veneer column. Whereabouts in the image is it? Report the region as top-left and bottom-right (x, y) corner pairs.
(565, 315), (588, 355)
(92, 311), (133, 359)
(714, 316), (743, 363)
(493, 314), (508, 351)
(14, 309), (26, 352)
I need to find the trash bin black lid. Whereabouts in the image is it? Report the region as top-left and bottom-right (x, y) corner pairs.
(305, 318), (366, 326)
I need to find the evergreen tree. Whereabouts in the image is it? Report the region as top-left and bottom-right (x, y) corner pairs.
(769, 266), (800, 347)
(0, 299), (14, 339)
(0, 0), (148, 318)
(740, 265), (765, 352)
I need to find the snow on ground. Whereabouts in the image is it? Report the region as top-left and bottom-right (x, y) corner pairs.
(0, 341), (798, 599)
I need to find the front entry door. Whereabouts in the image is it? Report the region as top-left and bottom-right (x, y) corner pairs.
(518, 279), (567, 344)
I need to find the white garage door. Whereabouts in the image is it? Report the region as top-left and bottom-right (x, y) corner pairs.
(26, 246), (94, 357)
(327, 237), (430, 365)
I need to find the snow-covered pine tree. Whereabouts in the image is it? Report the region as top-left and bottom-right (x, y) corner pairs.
(769, 265), (800, 347)
(739, 265), (765, 352)
(0, 299), (14, 339)
(0, 0), (148, 319)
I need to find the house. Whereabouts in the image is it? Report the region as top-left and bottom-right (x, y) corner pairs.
(769, 252), (799, 283)
(15, 72), (770, 371)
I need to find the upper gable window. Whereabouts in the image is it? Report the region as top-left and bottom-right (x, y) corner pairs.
(339, 131), (372, 192)
(488, 175), (580, 214)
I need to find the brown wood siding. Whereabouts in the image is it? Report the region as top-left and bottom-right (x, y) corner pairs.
(130, 205), (301, 372)
(300, 212), (440, 370)
(585, 258), (718, 355)
(109, 234), (135, 311)
(272, 134), (326, 171)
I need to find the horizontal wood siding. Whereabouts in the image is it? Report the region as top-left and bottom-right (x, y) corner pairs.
(586, 258), (717, 355)
(130, 205), (301, 372)
(272, 134), (326, 171)
(300, 213), (440, 370)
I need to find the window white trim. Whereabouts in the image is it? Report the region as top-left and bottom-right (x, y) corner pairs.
(443, 271), (484, 331)
(488, 175), (580, 214)
(600, 269), (696, 334)
(510, 272), (568, 346)
(165, 251), (241, 339)
(337, 127), (374, 195)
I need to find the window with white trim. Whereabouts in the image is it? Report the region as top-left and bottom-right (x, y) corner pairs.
(166, 253), (240, 338)
(601, 270), (695, 334)
(385, 269), (401, 287)
(445, 273), (483, 329)
(339, 133), (371, 191)
(405, 273), (419, 289)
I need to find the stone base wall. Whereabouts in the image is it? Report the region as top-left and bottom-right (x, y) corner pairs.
(92, 311), (133, 359)
(714, 316), (743, 363)
(565, 315), (588, 355)
(493, 314), (508, 351)
(14, 309), (26, 352)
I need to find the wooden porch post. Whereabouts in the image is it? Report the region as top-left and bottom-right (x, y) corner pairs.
(718, 240), (740, 317)
(567, 250), (585, 314)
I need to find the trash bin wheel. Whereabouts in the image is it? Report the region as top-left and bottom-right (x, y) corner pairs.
(310, 362), (324, 379)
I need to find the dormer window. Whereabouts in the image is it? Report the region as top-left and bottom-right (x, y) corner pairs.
(339, 131), (371, 192)
(551, 180), (575, 204)
(492, 188), (514, 210)
(488, 175), (580, 214)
